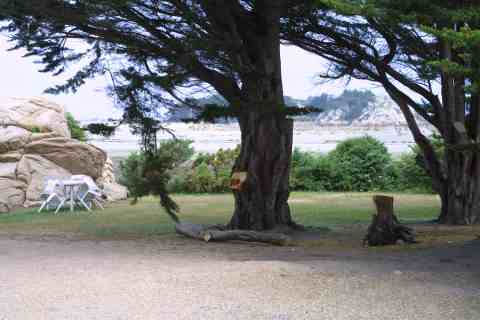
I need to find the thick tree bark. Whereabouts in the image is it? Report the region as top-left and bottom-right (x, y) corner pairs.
(436, 44), (480, 225)
(438, 152), (480, 224)
(229, 113), (295, 230)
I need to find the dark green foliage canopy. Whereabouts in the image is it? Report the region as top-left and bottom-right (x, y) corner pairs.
(84, 123), (117, 138)
(0, 1), (314, 119)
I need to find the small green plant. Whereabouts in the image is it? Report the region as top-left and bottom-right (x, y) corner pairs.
(66, 112), (87, 142)
(30, 126), (41, 133)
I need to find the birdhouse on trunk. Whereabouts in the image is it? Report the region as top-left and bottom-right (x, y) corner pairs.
(230, 172), (247, 191)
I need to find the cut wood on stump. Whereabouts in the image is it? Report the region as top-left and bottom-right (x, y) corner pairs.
(363, 195), (417, 246)
(175, 222), (291, 246)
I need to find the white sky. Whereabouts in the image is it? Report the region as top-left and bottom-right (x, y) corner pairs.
(0, 37), (383, 120)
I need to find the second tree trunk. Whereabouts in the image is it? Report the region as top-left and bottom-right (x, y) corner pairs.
(437, 154), (480, 224)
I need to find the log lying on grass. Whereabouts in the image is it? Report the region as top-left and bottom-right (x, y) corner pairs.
(175, 222), (291, 246)
(363, 195), (417, 246)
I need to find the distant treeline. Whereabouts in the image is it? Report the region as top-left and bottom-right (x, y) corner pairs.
(166, 89), (376, 123)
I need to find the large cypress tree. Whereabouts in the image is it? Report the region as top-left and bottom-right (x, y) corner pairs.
(284, 0), (480, 224)
(1, 0), (310, 230)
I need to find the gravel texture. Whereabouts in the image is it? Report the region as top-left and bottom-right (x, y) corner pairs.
(1, 235), (479, 320)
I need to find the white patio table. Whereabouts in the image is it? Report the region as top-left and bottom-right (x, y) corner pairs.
(61, 179), (87, 212)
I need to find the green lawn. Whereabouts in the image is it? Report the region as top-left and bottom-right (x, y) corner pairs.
(0, 192), (441, 239)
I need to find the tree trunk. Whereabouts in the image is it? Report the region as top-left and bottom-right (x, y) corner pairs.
(437, 152), (480, 224)
(229, 113), (296, 230)
(220, 5), (299, 231)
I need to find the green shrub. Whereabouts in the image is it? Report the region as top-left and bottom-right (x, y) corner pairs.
(66, 112), (87, 142)
(290, 148), (334, 191)
(381, 161), (401, 191)
(166, 168), (190, 193)
(393, 152), (433, 192)
(156, 139), (195, 168)
(186, 163), (217, 193)
(120, 139), (194, 197)
(119, 136), (441, 195)
(193, 147), (239, 169)
(181, 146), (240, 193)
(392, 135), (443, 193)
(328, 136), (392, 191)
(119, 152), (148, 197)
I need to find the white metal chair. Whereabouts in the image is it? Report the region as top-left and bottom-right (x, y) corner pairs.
(38, 178), (65, 213)
(71, 175), (105, 211)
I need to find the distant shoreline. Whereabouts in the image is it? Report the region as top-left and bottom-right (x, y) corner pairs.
(88, 121), (430, 158)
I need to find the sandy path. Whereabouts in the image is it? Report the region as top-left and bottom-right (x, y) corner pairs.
(1, 236), (479, 320)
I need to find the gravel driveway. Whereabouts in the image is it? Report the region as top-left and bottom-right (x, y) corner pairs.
(1, 235), (479, 320)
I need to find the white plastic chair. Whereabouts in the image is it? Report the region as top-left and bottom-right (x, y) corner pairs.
(38, 178), (65, 213)
(71, 175), (105, 211)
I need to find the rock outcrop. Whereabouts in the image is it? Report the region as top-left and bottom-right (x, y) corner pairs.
(0, 97), (70, 137)
(25, 137), (107, 178)
(314, 95), (431, 128)
(0, 97), (127, 213)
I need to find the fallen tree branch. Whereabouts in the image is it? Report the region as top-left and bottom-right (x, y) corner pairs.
(175, 222), (291, 246)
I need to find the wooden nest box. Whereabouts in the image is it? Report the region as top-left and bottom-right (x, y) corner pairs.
(230, 171), (247, 191)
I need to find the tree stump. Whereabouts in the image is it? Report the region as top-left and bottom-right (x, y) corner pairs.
(363, 195), (417, 246)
